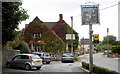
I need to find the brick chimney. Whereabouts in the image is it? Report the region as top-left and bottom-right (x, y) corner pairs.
(25, 24), (28, 28)
(59, 14), (63, 20)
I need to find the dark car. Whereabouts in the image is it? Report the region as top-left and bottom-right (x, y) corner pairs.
(6, 54), (42, 70)
(61, 52), (74, 63)
(32, 52), (51, 64)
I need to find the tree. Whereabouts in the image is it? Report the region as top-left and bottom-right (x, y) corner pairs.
(112, 46), (120, 54)
(6, 31), (22, 48)
(2, 2), (29, 45)
(115, 41), (120, 45)
(15, 41), (31, 53)
(102, 35), (116, 45)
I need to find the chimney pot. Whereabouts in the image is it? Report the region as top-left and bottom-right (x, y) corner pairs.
(59, 14), (63, 20)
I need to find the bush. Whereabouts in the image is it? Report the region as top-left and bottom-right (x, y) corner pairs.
(93, 65), (109, 74)
(82, 61), (120, 74)
(15, 41), (31, 53)
(74, 57), (78, 61)
(112, 46), (120, 54)
(82, 61), (89, 69)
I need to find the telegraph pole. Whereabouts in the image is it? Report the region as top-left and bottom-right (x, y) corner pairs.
(107, 28), (109, 56)
(107, 28), (109, 44)
(71, 16), (73, 53)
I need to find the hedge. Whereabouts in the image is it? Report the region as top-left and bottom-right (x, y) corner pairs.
(112, 46), (120, 54)
(15, 41), (31, 53)
(82, 61), (120, 74)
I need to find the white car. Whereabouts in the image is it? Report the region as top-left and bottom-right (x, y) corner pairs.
(6, 54), (43, 70)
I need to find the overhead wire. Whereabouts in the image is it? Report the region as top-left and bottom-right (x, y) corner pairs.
(33, 2), (119, 23)
(72, 2), (119, 38)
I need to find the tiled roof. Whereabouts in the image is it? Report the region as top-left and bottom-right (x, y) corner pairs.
(41, 23), (64, 43)
(44, 22), (56, 28)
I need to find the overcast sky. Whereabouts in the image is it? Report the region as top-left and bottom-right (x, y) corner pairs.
(19, 0), (120, 41)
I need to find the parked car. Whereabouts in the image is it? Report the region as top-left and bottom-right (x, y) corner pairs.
(61, 52), (74, 63)
(6, 54), (42, 70)
(103, 50), (112, 55)
(32, 52), (51, 64)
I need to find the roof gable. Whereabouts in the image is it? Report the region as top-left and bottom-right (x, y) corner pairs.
(24, 16), (64, 43)
(29, 16), (43, 25)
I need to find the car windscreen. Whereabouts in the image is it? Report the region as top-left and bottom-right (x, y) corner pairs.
(44, 53), (50, 57)
(63, 53), (73, 56)
(36, 54), (42, 57)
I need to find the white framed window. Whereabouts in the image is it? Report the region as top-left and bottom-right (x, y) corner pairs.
(32, 44), (41, 51)
(33, 33), (42, 38)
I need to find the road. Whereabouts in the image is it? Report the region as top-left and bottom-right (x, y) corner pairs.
(80, 53), (119, 72)
(2, 61), (88, 74)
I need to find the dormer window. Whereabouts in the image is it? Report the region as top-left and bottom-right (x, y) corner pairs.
(33, 33), (41, 38)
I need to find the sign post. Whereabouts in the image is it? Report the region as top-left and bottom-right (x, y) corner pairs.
(81, 4), (99, 73)
(89, 24), (93, 73)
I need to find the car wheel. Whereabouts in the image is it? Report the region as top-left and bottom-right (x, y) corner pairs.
(25, 64), (31, 70)
(6, 63), (12, 68)
(36, 67), (41, 70)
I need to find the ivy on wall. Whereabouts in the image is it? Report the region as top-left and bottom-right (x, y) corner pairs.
(23, 17), (65, 53)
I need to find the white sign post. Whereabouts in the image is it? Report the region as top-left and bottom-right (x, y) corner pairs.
(81, 4), (99, 73)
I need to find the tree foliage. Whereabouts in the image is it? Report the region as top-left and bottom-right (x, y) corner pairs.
(6, 31), (22, 48)
(102, 35), (116, 45)
(2, 2), (29, 45)
(52, 20), (79, 51)
(15, 41), (31, 53)
(112, 46), (120, 54)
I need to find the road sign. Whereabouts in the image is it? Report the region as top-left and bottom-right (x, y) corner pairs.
(81, 5), (100, 25)
(93, 34), (99, 43)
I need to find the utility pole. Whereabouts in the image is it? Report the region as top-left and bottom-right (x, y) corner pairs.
(71, 16), (73, 53)
(107, 28), (109, 44)
(89, 24), (93, 74)
(107, 28), (109, 56)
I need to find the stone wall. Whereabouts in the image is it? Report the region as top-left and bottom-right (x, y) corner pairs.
(2, 47), (20, 68)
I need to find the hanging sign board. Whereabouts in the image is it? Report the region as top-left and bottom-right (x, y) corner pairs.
(66, 34), (75, 40)
(81, 5), (100, 25)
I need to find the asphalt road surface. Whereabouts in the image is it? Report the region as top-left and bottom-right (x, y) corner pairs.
(80, 53), (119, 72)
(2, 61), (88, 74)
